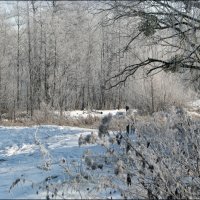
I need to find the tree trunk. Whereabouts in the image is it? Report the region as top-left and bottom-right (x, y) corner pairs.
(16, 1), (20, 109)
(27, 2), (33, 117)
(150, 77), (155, 113)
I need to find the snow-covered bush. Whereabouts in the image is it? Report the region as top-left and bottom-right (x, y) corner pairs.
(84, 106), (200, 199)
(128, 107), (200, 199)
(78, 132), (98, 147)
(98, 114), (112, 138)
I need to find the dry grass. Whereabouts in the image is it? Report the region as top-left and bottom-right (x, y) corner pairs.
(0, 110), (145, 131)
(0, 119), (35, 127)
(0, 111), (102, 129)
(0, 110), (150, 135)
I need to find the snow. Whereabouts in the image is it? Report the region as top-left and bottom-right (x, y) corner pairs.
(0, 106), (151, 198)
(3, 143), (36, 156)
(188, 99), (200, 107)
(0, 125), (108, 199)
(54, 109), (128, 119)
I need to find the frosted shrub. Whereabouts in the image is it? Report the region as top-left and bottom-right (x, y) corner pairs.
(98, 114), (112, 138)
(135, 107), (199, 198)
(78, 132), (98, 147)
(130, 107), (200, 198)
(86, 107), (200, 199)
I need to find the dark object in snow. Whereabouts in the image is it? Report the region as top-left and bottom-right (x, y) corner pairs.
(95, 111), (103, 114)
(127, 173), (131, 186)
(142, 161), (146, 169)
(91, 164), (97, 170)
(147, 189), (155, 199)
(167, 195), (173, 200)
(126, 142), (131, 153)
(45, 175), (58, 182)
(126, 106), (129, 111)
(116, 133), (122, 145)
(97, 164), (103, 169)
(149, 165), (154, 173)
(147, 141), (150, 148)
(46, 194), (50, 200)
(175, 188), (182, 198)
(126, 125), (130, 134)
(0, 158), (7, 162)
(105, 157), (108, 164)
(87, 188), (89, 191)
(156, 157), (161, 163)
(83, 174), (89, 180)
(9, 178), (21, 192)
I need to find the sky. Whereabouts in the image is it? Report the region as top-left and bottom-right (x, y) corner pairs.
(0, 1), (14, 11)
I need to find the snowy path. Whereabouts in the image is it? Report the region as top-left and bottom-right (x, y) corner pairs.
(0, 125), (105, 199)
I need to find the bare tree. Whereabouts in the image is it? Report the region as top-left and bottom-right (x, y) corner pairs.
(99, 1), (200, 91)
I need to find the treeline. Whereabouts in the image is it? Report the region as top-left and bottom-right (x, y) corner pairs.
(0, 1), (195, 119)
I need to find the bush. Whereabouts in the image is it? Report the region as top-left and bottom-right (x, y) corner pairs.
(84, 106), (200, 199)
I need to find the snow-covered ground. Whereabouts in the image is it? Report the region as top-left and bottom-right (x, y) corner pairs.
(188, 99), (200, 107)
(0, 125), (110, 199)
(54, 109), (127, 119)
(1, 102), (199, 199)
(0, 108), (139, 199)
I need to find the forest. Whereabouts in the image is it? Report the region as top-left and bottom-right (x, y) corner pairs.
(0, 0), (199, 121)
